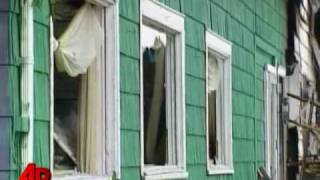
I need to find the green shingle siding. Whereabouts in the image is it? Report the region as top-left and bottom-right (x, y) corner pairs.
(120, 0), (140, 23)
(33, 121), (50, 167)
(187, 136), (206, 165)
(184, 0), (210, 26)
(118, 0), (287, 179)
(119, 0), (141, 178)
(120, 93), (140, 131)
(159, 0), (181, 12)
(2, 0), (288, 179)
(186, 76), (206, 107)
(33, 0), (51, 169)
(121, 167), (141, 180)
(3, 0), (51, 177)
(186, 46), (205, 79)
(121, 130), (140, 167)
(186, 106), (206, 136)
(120, 18), (140, 59)
(185, 18), (206, 51)
(0, 1), (23, 179)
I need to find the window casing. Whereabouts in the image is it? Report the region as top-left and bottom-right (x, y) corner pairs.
(205, 30), (233, 175)
(49, 1), (120, 179)
(264, 65), (285, 180)
(140, 0), (187, 179)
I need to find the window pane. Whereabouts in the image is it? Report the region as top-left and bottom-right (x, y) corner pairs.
(208, 53), (221, 164)
(142, 25), (169, 165)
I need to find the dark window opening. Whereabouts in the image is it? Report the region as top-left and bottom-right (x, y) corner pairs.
(208, 53), (222, 165)
(52, 0), (84, 171)
(142, 24), (177, 166)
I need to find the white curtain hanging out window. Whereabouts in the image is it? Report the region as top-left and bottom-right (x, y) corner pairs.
(54, 2), (106, 77)
(54, 0), (115, 77)
(208, 54), (221, 92)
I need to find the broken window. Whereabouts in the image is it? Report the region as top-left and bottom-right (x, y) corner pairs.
(264, 66), (281, 180)
(206, 31), (233, 175)
(51, 0), (120, 177)
(53, 0), (85, 173)
(142, 25), (170, 165)
(207, 53), (222, 165)
(141, 0), (187, 178)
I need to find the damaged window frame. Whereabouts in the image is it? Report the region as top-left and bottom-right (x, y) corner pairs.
(205, 30), (233, 175)
(264, 64), (286, 180)
(49, 0), (121, 179)
(140, 0), (187, 179)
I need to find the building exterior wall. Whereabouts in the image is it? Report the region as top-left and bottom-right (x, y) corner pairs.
(288, 0), (315, 123)
(32, 0), (51, 169)
(118, 0), (141, 179)
(1, 0), (51, 179)
(286, 1), (320, 177)
(1, 0), (288, 179)
(119, 0), (287, 179)
(0, 1), (12, 179)
(296, 0), (314, 83)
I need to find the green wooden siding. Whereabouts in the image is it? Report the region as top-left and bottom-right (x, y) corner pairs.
(33, 0), (51, 168)
(4, 0), (51, 179)
(119, 0), (141, 179)
(3, 1), (23, 179)
(119, 0), (287, 179)
(3, 0), (287, 179)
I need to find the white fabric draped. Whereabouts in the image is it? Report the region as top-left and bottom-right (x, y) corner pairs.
(208, 54), (221, 92)
(75, 4), (106, 175)
(54, 3), (103, 77)
(78, 56), (106, 174)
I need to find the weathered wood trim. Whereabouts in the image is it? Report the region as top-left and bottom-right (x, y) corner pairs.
(105, 1), (121, 178)
(264, 64), (285, 180)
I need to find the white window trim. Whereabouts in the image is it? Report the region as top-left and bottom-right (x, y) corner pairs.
(264, 64), (285, 180)
(205, 30), (233, 175)
(140, 0), (187, 179)
(53, 174), (113, 180)
(49, 1), (121, 179)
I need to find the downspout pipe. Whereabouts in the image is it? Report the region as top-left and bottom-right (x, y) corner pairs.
(20, 0), (34, 169)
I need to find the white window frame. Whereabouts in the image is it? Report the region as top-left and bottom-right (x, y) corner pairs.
(49, 1), (121, 179)
(264, 65), (285, 180)
(205, 30), (233, 175)
(140, 0), (187, 179)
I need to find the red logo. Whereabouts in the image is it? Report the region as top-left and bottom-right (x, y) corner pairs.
(19, 163), (52, 180)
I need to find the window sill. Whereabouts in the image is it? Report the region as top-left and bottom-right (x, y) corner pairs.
(53, 175), (112, 180)
(207, 165), (234, 175)
(143, 166), (188, 180)
(53, 171), (112, 180)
